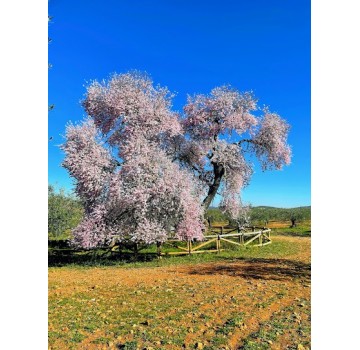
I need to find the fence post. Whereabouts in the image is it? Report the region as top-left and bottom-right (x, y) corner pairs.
(237, 226), (241, 244)
(217, 234), (221, 253)
(219, 226), (223, 253)
(188, 240), (192, 255)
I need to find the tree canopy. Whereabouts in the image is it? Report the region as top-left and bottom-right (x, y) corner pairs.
(62, 72), (291, 248)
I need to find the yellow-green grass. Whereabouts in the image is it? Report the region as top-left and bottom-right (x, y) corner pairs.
(49, 233), (310, 350)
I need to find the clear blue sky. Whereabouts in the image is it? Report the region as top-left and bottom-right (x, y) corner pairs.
(48, 0), (310, 208)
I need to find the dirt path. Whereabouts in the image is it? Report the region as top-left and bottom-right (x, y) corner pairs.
(49, 236), (311, 350)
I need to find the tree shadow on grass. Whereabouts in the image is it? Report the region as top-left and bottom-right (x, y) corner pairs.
(186, 257), (311, 282)
(48, 249), (159, 267)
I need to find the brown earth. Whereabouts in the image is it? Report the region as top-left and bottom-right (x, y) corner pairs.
(48, 236), (310, 350)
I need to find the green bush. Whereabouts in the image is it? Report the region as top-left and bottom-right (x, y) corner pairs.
(48, 185), (84, 238)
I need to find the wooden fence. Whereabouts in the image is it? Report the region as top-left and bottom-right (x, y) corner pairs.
(160, 225), (272, 256)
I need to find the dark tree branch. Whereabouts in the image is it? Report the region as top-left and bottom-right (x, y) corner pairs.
(235, 139), (258, 146)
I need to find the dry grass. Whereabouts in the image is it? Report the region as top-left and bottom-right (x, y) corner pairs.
(48, 235), (310, 350)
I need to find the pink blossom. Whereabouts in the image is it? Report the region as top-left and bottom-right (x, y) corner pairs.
(61, 119), (112, 209)
(252, 111), (292, 170)
(62, 72), (291, 247)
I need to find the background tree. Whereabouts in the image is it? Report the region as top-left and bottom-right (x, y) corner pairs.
(249, 206), (310, 226)
(287, 209), (305, 228)
(205, 208), (228, 226)
(48, 185), (84, 238)
(62, 72), (291, 248)
(250, 207), (273, 226)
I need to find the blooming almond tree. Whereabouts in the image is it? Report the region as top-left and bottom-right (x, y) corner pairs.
(61, 72), (291, 249)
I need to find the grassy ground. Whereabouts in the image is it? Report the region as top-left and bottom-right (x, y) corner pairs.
(49, 222), (310, 350)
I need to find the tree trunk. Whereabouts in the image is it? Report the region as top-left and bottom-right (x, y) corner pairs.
(290, 219), (296, 228)
(202, 162), (224, 210)
(133, 242), (138, 259)
(156, 241), (162, 259)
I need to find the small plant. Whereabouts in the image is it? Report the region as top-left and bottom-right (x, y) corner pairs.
(215, 313), (245, 336)
(117, 340), (138, 350)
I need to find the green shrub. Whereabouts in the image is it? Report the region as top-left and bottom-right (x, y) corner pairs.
(48, 185), (84, 238)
